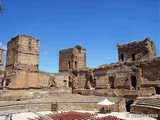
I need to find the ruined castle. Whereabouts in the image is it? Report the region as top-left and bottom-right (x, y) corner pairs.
(0, 35), (159, 95)
(0, 34), (159, 117)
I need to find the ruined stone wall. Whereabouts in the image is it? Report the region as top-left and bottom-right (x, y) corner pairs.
(73, 56), (160, 92)
(5, 35), (39, 89)
(0, 49), (4, 67)
(39, 71), (70, 89)
(76, 70), (88, 89)
(0, 101), (54, 112)
(117, 38), (156, 62)
(0, 49), (4, 88)
(131, 105), (160, 119)
(6, 71), (39, 89)
(6, 35), (39, 73)
(70, 38), (158, 91)
(71, 69), (96, 89)
(38, 71), (56, 88)
(73, 87), (155, 97)
(93, 64), (142, 90)
(0, 99), (125, 112)
(131, 98), (160, 119)
(140, 57), (160, 86)
(59, 48), (86, 72)
(50, 73), (70, 88)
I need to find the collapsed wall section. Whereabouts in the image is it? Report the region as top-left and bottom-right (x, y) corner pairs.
(72, 57), (160, 92)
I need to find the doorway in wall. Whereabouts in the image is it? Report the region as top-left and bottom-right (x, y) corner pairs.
(155, 87), (160, 94)
(121, 54), (124, 62)
(132, 53), (136, 61)
(109, 76), (115, 89)
(126, 100), (134, 112)
(131, 75), (137, 89)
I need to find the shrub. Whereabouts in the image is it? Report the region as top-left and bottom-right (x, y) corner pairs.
(75, 45), (82, 50)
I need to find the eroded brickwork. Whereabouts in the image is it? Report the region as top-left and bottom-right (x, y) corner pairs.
(71, 38), (159, 95)
(0, 35), (159, 115)
(59, 48), (86, 72)
(117, 38), (156, 62)
(5, 35), (39, 89)
(6, 35), (39, 72)
(0, 49), (4, 88)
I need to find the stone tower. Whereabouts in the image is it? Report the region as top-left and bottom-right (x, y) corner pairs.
(5, 35), (39, 89)
(59, 46), (86, 72)
(0, 49), (4, 88)
(117, 38), (156, 62)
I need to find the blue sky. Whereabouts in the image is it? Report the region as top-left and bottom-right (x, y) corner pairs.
(0, 0), (159, 72)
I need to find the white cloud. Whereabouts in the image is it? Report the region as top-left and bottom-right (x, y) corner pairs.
(0, 42), (7, 51)
(2, 45), (7, 51)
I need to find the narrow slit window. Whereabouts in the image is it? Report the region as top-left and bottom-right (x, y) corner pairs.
(132, 53), (136, 61)
(68, 61), (71, 69)
(75, 61), (77, 68)
(121, 54), (124, 62)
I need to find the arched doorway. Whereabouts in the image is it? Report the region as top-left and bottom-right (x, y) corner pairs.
(63, 80), (67, 87)
(131, 75), (137, 89)
(126, 100), (134, 112)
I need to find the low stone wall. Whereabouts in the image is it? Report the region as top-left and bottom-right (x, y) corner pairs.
(57, 102), (119, 112)
(131, 105), (160, 119)
(0, 101), (122, 113)
(0, 102), (53, 112)
(0, 89), (72, 101)
(73, 88), (155, 97)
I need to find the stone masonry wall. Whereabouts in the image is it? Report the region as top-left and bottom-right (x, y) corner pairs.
(5, 35), (39, 89)
(50, 73), (70, 88)
(59, 48), (86, 72)
(141, 58), (160, 86)
(73, 57), (160, 91)
(6, 35), (39, 73)
(117, 38), (156, 62)
(0, 49), (4, 88)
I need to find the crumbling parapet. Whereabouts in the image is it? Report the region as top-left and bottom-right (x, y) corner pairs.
(117, 37), (156, 63)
